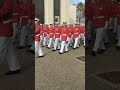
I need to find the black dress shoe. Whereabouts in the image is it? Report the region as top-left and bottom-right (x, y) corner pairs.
(16, 46), (25, 49)
(116, 46), (120, 50)
(115, 39), (118, 42)
(26, 45), (32, 47)
(47, 47), (51, 49)
(59, 52), (63, 54)
(73, 48), (76, 50)
(37, 56), (44, 58)
(104, 42), (109, 45)
(109, 29), (113, 32)
(98, 49), (105, 54)
(52, 49), (56, 51)
(91, 51), (96, 56)
(85, 47), (88, 49)
(26, 50), (35, 54)
(88, 40), (91, 42)
(114, 33), (116, 35)
(65, 51), (68, 53)
(5, 69), (21, 75)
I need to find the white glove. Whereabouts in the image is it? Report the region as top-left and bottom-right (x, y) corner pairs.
(66, 37), (69, 41)
(104, 21), (108, 30)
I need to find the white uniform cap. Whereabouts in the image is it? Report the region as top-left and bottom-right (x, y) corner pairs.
(35, 18), (40, 21)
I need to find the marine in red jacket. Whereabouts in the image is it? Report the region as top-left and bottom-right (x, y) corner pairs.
(116, 2), (120, 49)
(54, 25), (61, 39)
(68, 25), (74, 38)
(27, 0), (35, 20)
(92, 0), (107, 56)
(48, 24), (55, 38)
(61, 25), (69, 41)
(47, 24), (55, 48)
(35, 22), (40, 42)
(42, 24), (49, 46)
(17, 0), (31, 48)
(73, 25), (80, 38)
(53, 24), (61, 51)
(59, 24), (69, 54)
(73, 24), (81, 49)
(93, 1), (108, 28)
(0, 0), (13, 37)
(85, 0), (93, 24)
(19, 1), (29, 26)
(12, 0), (20, 23)
(35, 18), (44, 57)
(0, 0), (20, 75)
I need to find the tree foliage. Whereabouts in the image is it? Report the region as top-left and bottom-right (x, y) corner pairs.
(77, 2), (85, 16)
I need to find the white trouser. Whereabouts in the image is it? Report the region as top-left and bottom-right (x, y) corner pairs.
(83, 36), (85, 46)
(40, 35), (43, 44)
(48, 38), (54, 48)
(54, 38), (60, 50)
(43, 37), (47, 46)
(35, 42), (44, 56)
(30, 42), (35, 51)
(12, 23), (18, 38)
(78, 37), (80, 45)
(68, 37), (71, 46)
(26, 27), (33, 45)
(0, 37), (20, 71)
(108, 17), (114, 30)
(20, 26), (28, 47)
(117, 25), (120, 46)
(71, 35), (74, 44)
(114, 18), (118, 34)
(85, 34), (88, 47)
(92, 28), (105, 52)
(60, 41), (67, 53)
(65, 37), (71, 51)
(103, 29), (109, 43)
(12, 23), (19, 42)
(46, 37), (49, 45)
(80, 34), (85, 44)
(87, 21), (92, 40)
(74, 37), (80, 48)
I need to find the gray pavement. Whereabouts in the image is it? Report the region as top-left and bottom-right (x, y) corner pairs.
(35, 45), (85, 90)
(0, 47), (35, 90)
(86, 31), (120, 90)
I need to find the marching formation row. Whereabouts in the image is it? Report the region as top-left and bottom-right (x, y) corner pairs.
(86, 0), (120, 56)
(33, 18), (85, 58)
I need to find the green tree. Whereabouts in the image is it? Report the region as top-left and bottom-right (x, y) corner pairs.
(77, 2), (85, 16)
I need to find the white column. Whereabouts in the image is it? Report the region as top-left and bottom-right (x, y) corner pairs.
(44, 0), (54, 24)
(60, 0), (70, 24)
(69, 5), (76, 24)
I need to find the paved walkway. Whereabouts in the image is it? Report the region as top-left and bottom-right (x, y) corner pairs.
(35, 46), (85, 90)
(0, 47), (35, 90)
(86, 30), (120, 90)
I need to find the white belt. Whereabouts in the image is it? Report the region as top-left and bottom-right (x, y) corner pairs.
(56, 33), (60, 34)
(74, 33), (79, 34)
(36, 34), (40, 36)
(13, 13), (18, 15)
(22, 16), (28, 18)
(2, 19), (12, 24)
(50, 33), (54, 34)
(62, 34), (67, 36)
(94, 16), (104, 19)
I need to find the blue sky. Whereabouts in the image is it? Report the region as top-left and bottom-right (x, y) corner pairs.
(70, 0), (85, 4)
